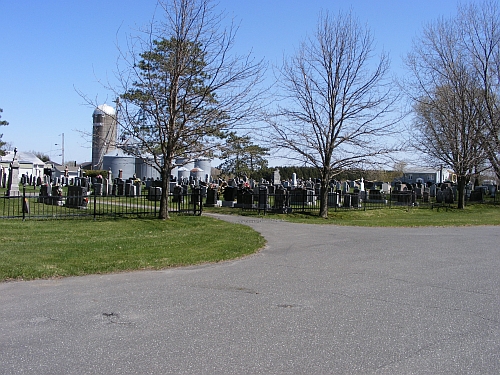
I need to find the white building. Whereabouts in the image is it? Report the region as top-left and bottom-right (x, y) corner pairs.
(0, 151), (45, 186)
(398, 167), (455, 185)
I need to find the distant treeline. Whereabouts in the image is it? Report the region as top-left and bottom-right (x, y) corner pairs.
(250, 166), (401, 183)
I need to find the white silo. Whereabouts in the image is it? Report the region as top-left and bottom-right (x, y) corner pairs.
(190, 167), (205, 182)
(178, 167), (190, 182)
(194, 158), (212, 182)
(92, 104), (117, 170)
(175, 157), (194, 171)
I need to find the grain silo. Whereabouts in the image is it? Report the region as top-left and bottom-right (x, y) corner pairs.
(102, 149), (136, 180)
(92, 104), (117, 170)
(194, 158), (212, 182)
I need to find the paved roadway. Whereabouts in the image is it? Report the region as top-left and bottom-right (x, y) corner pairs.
(1, 215), (499, 374)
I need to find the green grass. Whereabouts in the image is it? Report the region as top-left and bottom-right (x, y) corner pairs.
(0, 216), (266, 282)
(2, 186), (499, 282)
(204, 204), (500, 226)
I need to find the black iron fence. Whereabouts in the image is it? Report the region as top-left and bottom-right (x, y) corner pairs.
(233, 188), (499, 214)
(0, 185), (203, 220)
(1, 185), (498, 220)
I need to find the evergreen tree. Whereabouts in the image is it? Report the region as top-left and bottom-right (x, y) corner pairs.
(0, 108), (8, 156)
(217, 133), (269, 178)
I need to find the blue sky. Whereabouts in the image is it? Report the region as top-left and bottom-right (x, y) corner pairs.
(0, 0), (460, 165)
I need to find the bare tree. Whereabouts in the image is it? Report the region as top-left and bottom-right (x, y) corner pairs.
(267, 11), (399, 218)
(86, 0), (265, 219)
(412, 85), (486, 208)
(459, 0), (500, 182)
(404, 4), (493, 208)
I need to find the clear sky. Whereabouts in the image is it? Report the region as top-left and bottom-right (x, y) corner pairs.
(0, 0), (460, 165)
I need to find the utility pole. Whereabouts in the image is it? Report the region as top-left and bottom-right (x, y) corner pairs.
(61, 133), (64, 166)
(56, 133), (65, 166)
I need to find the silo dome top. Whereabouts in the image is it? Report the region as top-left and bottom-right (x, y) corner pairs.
(93, 104), (116, 116)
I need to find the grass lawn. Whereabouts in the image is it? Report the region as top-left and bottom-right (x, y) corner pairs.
(204, 203), (500, 226)
(2, 202), (499, 282)
(0, 216), (266, 282)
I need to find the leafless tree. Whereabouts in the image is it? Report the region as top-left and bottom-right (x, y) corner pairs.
(83, 0), (265, 219)
(267, 10), (400, 218)
(459, 0), (500, 182)
(412, 85), (486, 208)
(404, 2), (495, 208)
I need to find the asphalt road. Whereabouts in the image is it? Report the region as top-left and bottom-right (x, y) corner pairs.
(1, 215), (499, 374)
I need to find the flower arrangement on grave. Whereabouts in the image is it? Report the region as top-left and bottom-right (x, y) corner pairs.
(218, 181), (228, 195)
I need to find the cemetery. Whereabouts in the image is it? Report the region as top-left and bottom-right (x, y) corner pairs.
(2, 100), (497, 220)
(1, 150), (498, 220)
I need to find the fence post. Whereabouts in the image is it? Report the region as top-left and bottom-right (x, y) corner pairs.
(93, 187), (97, 220)
(22, 185), (26, 221)
(199, 188), (203, 216)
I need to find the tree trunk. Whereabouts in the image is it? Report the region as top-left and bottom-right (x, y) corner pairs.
(159, 168), (171, 220)
(457, 175), (466, 210)
(319, 179), (329, 219)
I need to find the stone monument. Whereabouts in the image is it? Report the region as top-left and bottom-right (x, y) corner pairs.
(6, 148), (20, 197)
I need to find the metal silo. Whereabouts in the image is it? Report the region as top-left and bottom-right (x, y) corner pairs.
(177, 167), (190, 182)
(135, 157), (162, 180)
(92, 104), (117, 170)
(175, 158), (194, 171)
(190, 167), (205, 182)
(194, 158), (211, 182)
(102, 149), (135, 180)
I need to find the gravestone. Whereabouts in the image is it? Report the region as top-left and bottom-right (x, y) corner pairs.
(469, 187), (484, 202)
(172, 186), (184, 203)
(423, 190), (429, 203)
(328, 191), (340, 207)
(148, 186), (162, 201)
(289, 188), (304, 205)
(343, 193), (352, 208)
(49, 185), (63, 206)
(236, 188), (253, 207)
(134, 181), (142, 196)
(367, 189), (383, 203)
(429, 184), (437, 198)
(258, 186), (269, 209)
(94, 183), (103, 196)
(414, 183), (424, 199)
(65, 185), (88, 208)
(273, 186), (289, 211)
(115, 179), (125, 196)
(436, 190), (444, 204)
(342, 181), (349, 193)
(273, 169), (281, 186)
(6, 158), (20, 197)
(125, 182), (134, 196)
(38, 184), (50, 203)
(205, 187), (219, 207)
(223, 186), (237, 202)
(444, 187), (454, 204)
